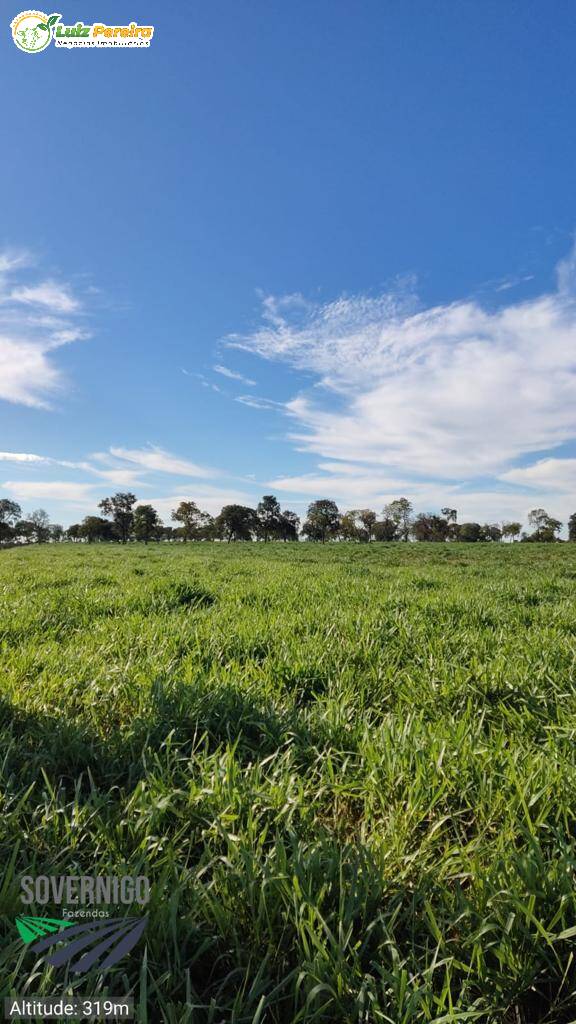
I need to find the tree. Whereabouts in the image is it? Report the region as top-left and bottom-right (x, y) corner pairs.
(28, 509), (51, 544)
(98, 492), (137, 544)
(198, 513), (215, 540)
(13, 519), (36, 543)
(215, 504), (258, 542)
(383, 498), (413, 542)
(441, 507), (458, 540)
(411, 513), (450, 542)
(528, 508), (548, 530)
(302, 499), (340, 543)
(339, 511), (361, 542)
(457, 522), (482, 542)
(527, 508), (562, 542)
(256, 495), (282, 542)
(358, 509), (377, 542)
(479, 523), (503, 542)
(171, 501), (211, 542)
(79, 516), (114, 543)
(66, 523), (82, 542)
(49, 524), (64, 543)
(502, 521), (522, 543)
(340, 509), (377, 542)
(160, 525), (178, 541)
(373, 517), (398, 541)
(134, 505), (163, 544)
(0, 499), (22, 544)
(0, 498), (21, 523)
(569, 513), (576, 542)
(278, 510), (300, 541)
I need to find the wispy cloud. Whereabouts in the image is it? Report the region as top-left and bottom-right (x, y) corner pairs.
(0, 451), (50, 464)
(213, 364), (256, 386)
(103, 445), (218, 478)
(182, 369), (224, 393)
(10, 281), (80, 314)
(228, 288), (417, 388)
(0, 445), (221, 487)
(0, 450), (144, 487)
(0, 450), (91, 471)
(494, 273), (535, 293)
(0, 250), (30, 276)
(235, 394), (284, 410)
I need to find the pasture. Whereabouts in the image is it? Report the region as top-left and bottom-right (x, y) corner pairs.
(1, 541), (576, 1022)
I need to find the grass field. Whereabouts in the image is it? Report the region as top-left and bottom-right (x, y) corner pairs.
(1, 542), (576, 1022)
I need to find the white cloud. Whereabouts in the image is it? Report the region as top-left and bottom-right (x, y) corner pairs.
(316, 461), (379, 476)
(104, 445), (218, 478)
(0, 451), (49, 464)
(493, 273), (535, 293)
(88, 467), (145, 487)
(10, 280), (79, 314)
(2, 480), (96, 502)
(500, 458), (576, 493)
(0, 451), (142, 488)
(0, 451), (92, 471)
(268, 471), (418, 500)
(0, 253), (87, 408)
(213, 364), (256, 386)
(0, 251), (30, 275)
(229, 289), (416, 388)
(235, 394), (284, 410)
(231, 260), (576, 482)
(0, 335), (64, 408)
(50, 327), (90, 345)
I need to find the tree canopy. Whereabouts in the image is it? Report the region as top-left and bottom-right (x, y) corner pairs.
(98, 492), (137, 544)
(302, 499), (340, 543)
(0, 493), (573, 547)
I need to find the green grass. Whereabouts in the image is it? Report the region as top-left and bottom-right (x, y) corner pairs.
(1, 541), (576, 1022)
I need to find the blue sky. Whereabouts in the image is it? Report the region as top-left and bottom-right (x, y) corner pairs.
(2, 0), (576, 528)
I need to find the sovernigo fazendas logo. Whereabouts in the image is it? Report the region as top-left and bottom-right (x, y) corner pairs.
(15, 874), (149, 976)
(10, 11), (155, 50)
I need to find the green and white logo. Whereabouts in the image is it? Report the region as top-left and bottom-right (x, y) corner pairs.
(15, 914), (148, 974)
(10, 10), (154, 50)
(10, 10), (60, 52)
(14, 875), (150, 976)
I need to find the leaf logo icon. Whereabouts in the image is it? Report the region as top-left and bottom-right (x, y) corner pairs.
(10, 10), (60, 53)
(22, 916), (148, 974)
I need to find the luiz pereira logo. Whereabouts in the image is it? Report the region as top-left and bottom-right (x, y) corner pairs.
(10, 11), (155, 51)
(14, 874), (149, 976)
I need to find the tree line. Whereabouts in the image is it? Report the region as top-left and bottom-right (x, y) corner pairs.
(1, 493), (575, 546)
